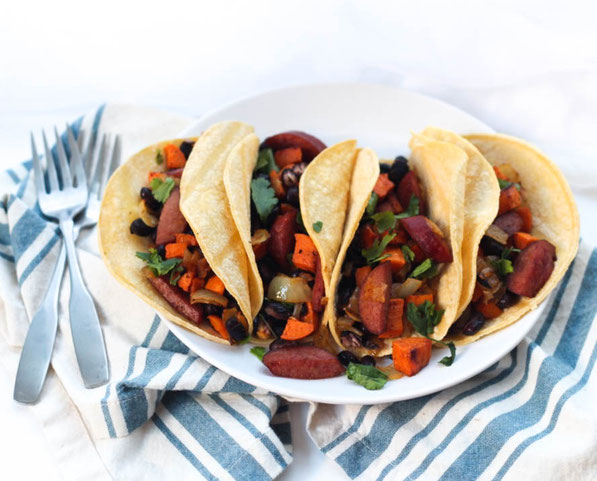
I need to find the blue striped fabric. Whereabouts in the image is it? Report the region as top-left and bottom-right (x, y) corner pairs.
(2, 105), (595, 481)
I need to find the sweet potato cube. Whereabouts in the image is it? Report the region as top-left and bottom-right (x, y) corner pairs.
(392, 337), (432, 376)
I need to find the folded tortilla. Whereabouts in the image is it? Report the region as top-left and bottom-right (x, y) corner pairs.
(223, 138), (359, 321)
(99, 121), (256, 344)
(448, 133), (580, 345)
(326, 135), (468, 356)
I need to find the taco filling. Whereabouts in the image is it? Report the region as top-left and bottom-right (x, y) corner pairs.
(449, 164), (557, 337)
(247, 132), (329, 344)
(131, 140), (249, 343)
(333, 156), (456, 377)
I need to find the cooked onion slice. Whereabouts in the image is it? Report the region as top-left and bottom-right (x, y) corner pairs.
(190, 289), (228, 307)
(391, 278), (423, 298)
(267, 274), (312, 303)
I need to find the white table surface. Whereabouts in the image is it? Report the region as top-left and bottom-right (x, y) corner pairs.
(2, 1), (597, 480)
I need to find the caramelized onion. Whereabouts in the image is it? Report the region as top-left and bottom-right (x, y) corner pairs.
(391, 278), (423, 298)
(267, 274), (312, 303)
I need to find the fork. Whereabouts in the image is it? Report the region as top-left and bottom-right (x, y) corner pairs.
(14, 127), (114, 400)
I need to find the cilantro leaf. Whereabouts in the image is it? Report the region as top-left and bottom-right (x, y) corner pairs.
(361, 233), (396, 265)
(251, 177), (279, 223)
(346, 363), (388, 390)
(406, 300), (444, 336)
(491, 247), (520, 277)
(401, 245), (415, 263)
(395, 195), (420, 219)
(371, 211), (396, 233)
(498, 179), (521, 191)
(169, 264), (184, 285)
(150, 177), (176, 203)
(136, 248), (182, 276)
(156, 150), (164, 165)
(366, 193), (379, 216)
(406, 300), (456, 366)
(250, 346), (266, 362)
(411, 259), (439, 279)
(255, 148), (278, 174)
(312, 221), (323, 233)
(439, 342), (456, 366)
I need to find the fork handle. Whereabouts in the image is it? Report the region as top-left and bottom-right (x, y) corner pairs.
(60, 218), (109, 388)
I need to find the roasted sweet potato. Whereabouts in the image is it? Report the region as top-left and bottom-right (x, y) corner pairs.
(392, 337), (432, 376)
(355, 265), (372, 288)
(292, 234), (318, 273)
(274, 147), (302, 168)
(379, 298), (404, 338)
(373, 173), (395, 199)
(358, 262), (392, 334)
(512, 232), (539, 250)
(498, 185), (522, 215)
(164, 144), (186, 169)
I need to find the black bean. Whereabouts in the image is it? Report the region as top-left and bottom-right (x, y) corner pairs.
(341, 331), (362, 348)
(389, 156), (409, 184)
(179, 140), (195, 159)
(449, 303), (473, 335)
(225, 316), (248, 342)
(130, 218), (155, 237)
(497, 291), (520, 310)
(379, 163), (391, 174)
(257, 258), (277, 286)
(140, 187), (162, 211)
(337, 350), (359, 366)
(264, 301), (292, 320)
(360, 355), (376, 367)
(351, 322), (365, 335)
(336, 276), (356, 310)
(204, 304), (223, 317)
(362, 334), (379, 350)
(480, 236), (505, 257)
(462, 310), (486, 336)
(286, 186), (299, 207)
(281, 169), (299, 188)
(269, 338), (298, 351)
(156, 244), (166, 258)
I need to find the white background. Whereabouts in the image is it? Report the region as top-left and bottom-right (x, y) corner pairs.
(1, 1), (597, 480)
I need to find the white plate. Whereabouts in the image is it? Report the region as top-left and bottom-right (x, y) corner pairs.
(163, 83), (545, 404)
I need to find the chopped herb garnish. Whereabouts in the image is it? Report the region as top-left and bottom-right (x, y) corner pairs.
(251, 177), (278, 223)
(255, 148), (278, 174)
(346, 363), (388, 390)
(366, 193), (379, 216)
(361, 233), (396, 265)
(491, 247), (520, 277)
(498, 179), (521, 191)
(156, 150), (164, 165)
(250, 346), (266, 361)
(371, 211), (396, 233)
(401, 245), (415, 263)
(136, 248), (182, 276)
(150, 177), (176, 203)
(406, 300), (456, 366)
(312, 221), (323, 233)
(412, 259), (439, 279)
(396, 195), (420, 219)
(169, 264), (184, 285)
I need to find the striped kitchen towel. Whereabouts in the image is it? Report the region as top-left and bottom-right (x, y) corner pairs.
(1, 104), (595, 481)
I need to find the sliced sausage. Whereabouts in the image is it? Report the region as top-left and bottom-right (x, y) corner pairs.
(262, 345), (344, 379)
(267, 210), (297, 270)
(146, 273), (204, 325)
(155, 187), (188, 245)
(400, 215), (453, 263)
(397, 171), (425, 214)
(493, 211), (524, 236)
(507, 240), (556, 297)
(312, 254), (325, 313)
(358, 262), (392, 334)
(262, 131), (327, 162)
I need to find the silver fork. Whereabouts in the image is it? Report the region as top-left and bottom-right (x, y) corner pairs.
(14, 127), (116, 401)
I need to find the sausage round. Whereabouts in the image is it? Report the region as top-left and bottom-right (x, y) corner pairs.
(262, 131), (326, 162)
(397, 171), (425, 214)
(146, 273), (204, 325)
(262, 345), (344, 379)
(155, 187), (188, 245)
(267, 210), (297, 270)
(311, 254), (325, 313)
(507, 240), (556, 297)
(493, 211), (524, 236)
(358, 261), (392, 335)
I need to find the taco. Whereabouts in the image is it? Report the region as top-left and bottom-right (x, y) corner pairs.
(326, 134), (467, 377)
(447, 133), (580, 344)
(99, 121), (257, 344)
(223, 131), (361, 379)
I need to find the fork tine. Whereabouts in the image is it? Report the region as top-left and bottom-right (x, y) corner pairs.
(54, 127), (72, 188)
(66, 124), (87, 188)
(42, 131), (60, 192)
(101, 135), (121, 197)
(31, 133), (46, 196)
(89, 134), (108, 197)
